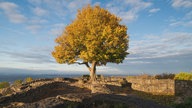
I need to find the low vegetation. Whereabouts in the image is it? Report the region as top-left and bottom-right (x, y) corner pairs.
(13, 79), (23, 86)
(24, 77), (33, 83)
(154, 73), (175, 79)
(0, 77), (33, 90)
(174, 72), (192, 81)
(127, 74), (154, 79)
(127, 72), (192, 81)
(0, 81), (10, 89)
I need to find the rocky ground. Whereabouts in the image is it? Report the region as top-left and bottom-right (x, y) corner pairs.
(0, 77), (171, 108)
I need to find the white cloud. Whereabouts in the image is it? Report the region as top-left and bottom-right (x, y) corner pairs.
(169, 11), (192, 27)
(125, 60), (152, 64)
(106, 0), (152, 23)
(97, 66), (125, 75)
(119, 11), (137, 22)
(93, 2), (101, 6)
(0, 2), (27, 23)
(184, 11), (192, 20)
(149, 8), (160, 13)
(67, 0), (91, 11)
(170, 21), (192, 27)
(172, 0), (192, 8)
(28, 0), (42, 5)
(28, 0), (91, 18)
(49, 23), (66, 36)
(128, 32), (192, 60)
(33, 7), (48, 16)
(0, 25), (26, 37)
(28, 0), (151, 23)
(7, 14), (27, 23)
(0, 1), (17, 11)
(29, 18), (48, 24)
(123, 32), (192, 73)
(26, 25), (42, 33)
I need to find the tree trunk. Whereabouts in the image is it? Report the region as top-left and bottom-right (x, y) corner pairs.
(90, 61), (97, 82)
(78, 61), (97, 82)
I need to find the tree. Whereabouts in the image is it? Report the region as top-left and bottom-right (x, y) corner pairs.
(52, 5), (129, 82)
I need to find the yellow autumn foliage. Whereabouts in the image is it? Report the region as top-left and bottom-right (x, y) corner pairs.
(52, 5), (129, 66)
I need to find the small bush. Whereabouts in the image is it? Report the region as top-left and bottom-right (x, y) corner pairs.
(155, 73), (175, 79)
(174, 72), (192, 81)
(25, 77), (33, 83)
(0, 82), (10, 89)
(13, 79), (23, 86)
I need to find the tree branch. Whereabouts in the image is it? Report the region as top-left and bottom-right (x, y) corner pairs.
(75, 62), (91, 71)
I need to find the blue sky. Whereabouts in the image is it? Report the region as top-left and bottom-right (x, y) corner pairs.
(0, 0), (192, 75)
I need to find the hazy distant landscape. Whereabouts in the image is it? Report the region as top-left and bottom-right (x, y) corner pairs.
(0, 68), (135, 83)
(0, 74), (79, 83)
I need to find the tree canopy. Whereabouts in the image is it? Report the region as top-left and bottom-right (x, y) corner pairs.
(52, 5), (129, 81)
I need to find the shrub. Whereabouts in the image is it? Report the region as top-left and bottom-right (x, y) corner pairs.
(155, 73), (175, 79)
(174, 72), (192, 81)
(25, 77), (33, 83)
(0, 82), (10, 89)
(13, 79), (23, 86)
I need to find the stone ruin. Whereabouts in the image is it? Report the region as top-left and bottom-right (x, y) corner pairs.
(0, 76), (132, 108)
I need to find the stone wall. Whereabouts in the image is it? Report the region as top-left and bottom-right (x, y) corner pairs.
(175, 80), (192, 97)
(127, 77), (192, 96)
(127, 77), (175, 95)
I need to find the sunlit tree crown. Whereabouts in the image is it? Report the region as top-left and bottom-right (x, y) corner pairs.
(52, 5), (129, 66)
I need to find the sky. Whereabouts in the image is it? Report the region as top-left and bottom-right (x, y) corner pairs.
(0, 0), (192, 76)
